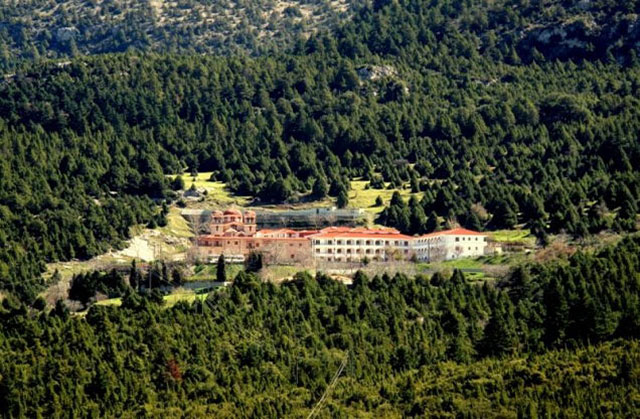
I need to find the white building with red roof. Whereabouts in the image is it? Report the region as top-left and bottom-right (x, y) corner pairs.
(196, 208), (488, 265)
(309, 227), (413, 263)
(413, 228), (488, 261)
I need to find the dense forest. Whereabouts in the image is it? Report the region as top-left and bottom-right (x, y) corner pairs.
(0, 1), (640, 286)
(2, 2), (640, 300)
(2, 0), (640, 416)
(2, 235), (640, 416)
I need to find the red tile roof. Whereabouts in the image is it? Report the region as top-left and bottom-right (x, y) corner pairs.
(319, 226), (400, 234)
(256, 228), (297, 235)
(310, 227), (411, 240)
(311, 232), (412, 240)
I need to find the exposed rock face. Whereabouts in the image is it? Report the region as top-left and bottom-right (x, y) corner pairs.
(518, 14), (640, 62)
(56, 27), (79, 43)
(357, 65), (397, 81)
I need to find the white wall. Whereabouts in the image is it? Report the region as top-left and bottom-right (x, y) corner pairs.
(413, 234), (487, 261)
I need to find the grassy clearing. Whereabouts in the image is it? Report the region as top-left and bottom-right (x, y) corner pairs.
(188, 263), (309, 283)
(477, 253), (530, 265)
(45, 253), (131, 283)
(163, 289), (208, 307)
(170, 173), (420, 213)
(415, 258), (485, 271)
(96, 297), (122, 306)
(169, 172), (251, 206)
(490, 229), (535, 244)
(439, 258), (485, 270)
(158, 207), (194, 239)
(350, 179), (422, 214)
(96, 289), (209, 308)
(189, 263), (244, 281)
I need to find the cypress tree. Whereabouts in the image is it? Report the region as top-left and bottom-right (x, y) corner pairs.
(217, 254), (226, 282)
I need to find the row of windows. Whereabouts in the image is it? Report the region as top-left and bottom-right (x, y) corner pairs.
(314, 239), (409, 246)
(202, 241), (304, 248)
(316, 249), (409, 255)
(415, 237), (444, 244)
(416, 236), (487, 244)
(455, 237), (486, 242)
(319, 256), (383, 263)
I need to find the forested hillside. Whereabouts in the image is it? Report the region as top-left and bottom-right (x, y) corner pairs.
(2, 235), (640, 416)
(3, 0), (640, 70)
(0, 0), (359, 69)
(1, 1), (640, 300)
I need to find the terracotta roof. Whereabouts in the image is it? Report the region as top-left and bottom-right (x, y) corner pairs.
(198, 234), (307, 241)
(310, 231), (412, 240)
(257, 228), (297, 235)
(223, 209), (242, 215)
(418, 228), (486, 239)
(297, 230), (321, 236)
(319, 226), (400, 234)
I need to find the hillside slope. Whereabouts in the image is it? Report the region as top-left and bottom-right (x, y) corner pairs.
(2, 236), (640, 415)
(0, 0), (360, 69)
(1, 1), (640, 300)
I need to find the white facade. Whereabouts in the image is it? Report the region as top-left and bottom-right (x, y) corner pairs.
(311, 233), (412, 263)
(413, 229), (488, 262)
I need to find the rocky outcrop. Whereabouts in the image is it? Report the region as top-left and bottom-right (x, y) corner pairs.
(518, 14), (640, 62)
(55, 26), (79, 43)
(357, 65), (397, 81)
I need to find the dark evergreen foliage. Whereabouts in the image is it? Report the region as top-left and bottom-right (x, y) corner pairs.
(2, 236), (640, 415)
(2, 1), (640, 299)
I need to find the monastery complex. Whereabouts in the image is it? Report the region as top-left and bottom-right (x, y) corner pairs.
(196, 209), (489, 264)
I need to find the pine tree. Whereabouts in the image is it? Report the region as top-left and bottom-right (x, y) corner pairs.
(543, 278), (569, 347)
(171, 175), (185, 191)
(409, 196), (427, 234)
(245, 252), (263, 273)
(426, 211), (440, 233)
(481, 299), (518, 357)
(312, 176), (329, 199)
(337, 189), (349, 208)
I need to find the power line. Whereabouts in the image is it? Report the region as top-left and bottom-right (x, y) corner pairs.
(307, 350), (349, 419)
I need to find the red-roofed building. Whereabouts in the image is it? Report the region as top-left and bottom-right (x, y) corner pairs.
(413, 228), (488, 261)
(196, 209), (488, 265)
(309, 227), (413, 263)
(197, 210), (317, 263)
